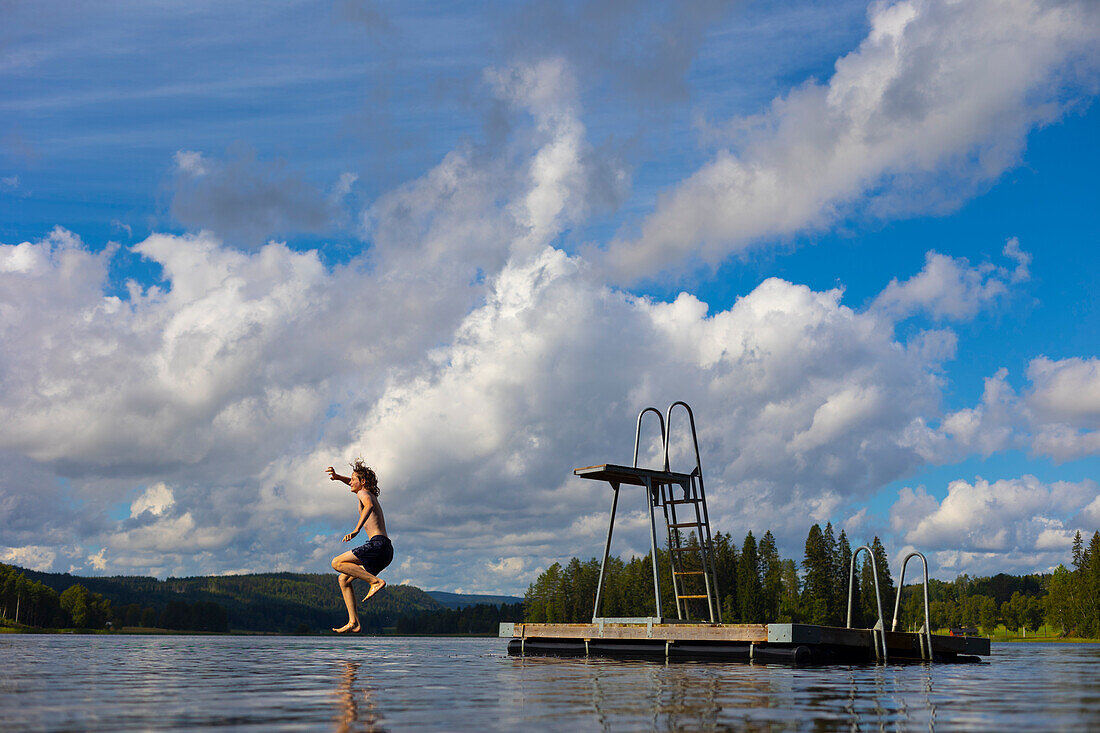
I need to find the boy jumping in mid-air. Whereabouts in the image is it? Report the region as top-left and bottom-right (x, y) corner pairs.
(326, 459), (393, 634)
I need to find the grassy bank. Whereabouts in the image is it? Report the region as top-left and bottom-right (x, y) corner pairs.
(924, 623), (1100, 643)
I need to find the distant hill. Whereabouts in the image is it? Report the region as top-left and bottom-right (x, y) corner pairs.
(10, 561), (521, 629)
(427, 591), (524, 609)
(16, 567), (450, 632)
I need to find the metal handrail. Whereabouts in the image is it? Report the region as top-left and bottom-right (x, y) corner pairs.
(664, 401), (721, 623)
(847, 545), (888, 662)
(663, 401), (701, 473)
(633, 407), (666, 469)
(631, 407), (667, 620)
(892, 551), (933, 660)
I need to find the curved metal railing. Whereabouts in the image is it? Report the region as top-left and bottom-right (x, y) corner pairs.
(633, 407), (666, 469)
(891, 551), (933, 660)
(847, 545), (888, 662)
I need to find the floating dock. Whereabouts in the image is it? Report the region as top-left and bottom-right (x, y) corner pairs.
(512, 402), (991, 665)
(500, 621), (990, 664)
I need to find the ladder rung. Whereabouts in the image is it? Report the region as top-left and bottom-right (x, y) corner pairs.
(673, 571), (705, 576)
(668, 522), (702, 529)
(676, 595), (710, 599)
(666, 499), (699, 505)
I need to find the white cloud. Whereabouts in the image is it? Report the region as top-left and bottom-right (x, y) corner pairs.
(174, 150), (208, 177)
(106, 512), (236, 555)
(487, 556), (526, 576)
(913, 356), (1100, 464)
(6, 219), (1017, 591)
(0, 545), (57, 571)
(88, 547), (108, 571)
(254, 244), (962, 591)
(604, 0), (1100, 279)
(871, 241), (1028, 321)
(130, 483), (174, 518)
(894, 475), (1099, 575)
(1027, 356), (1100, 428)
(1026, 357), (1100, 460)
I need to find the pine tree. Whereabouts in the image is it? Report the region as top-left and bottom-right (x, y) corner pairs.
(870, 536), (895, 622)
(1072, 530), (1085, 571)
(736, 532), (764, 623)
(711, 531), (738, 620)
(801, 524), (830, 625)
(758, 530), (782, 622)
(836, 530), (854, 626)
(778, 559), (801, 622)
(1084, 531), (1100, 637)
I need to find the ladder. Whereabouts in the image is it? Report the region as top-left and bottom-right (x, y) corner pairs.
(634, 402), (722, 623)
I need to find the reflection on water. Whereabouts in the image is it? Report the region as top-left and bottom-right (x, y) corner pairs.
(336, 661), (385, 733)
(0, 636), (1098, 731)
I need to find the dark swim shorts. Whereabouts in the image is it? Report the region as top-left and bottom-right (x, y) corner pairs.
(351, 535), (393, 575)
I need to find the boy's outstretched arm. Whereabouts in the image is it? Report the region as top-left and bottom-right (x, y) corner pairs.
(326, 466), (351, 485)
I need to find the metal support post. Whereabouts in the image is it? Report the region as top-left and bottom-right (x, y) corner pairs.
(591, 482), (620, 622)
(645, 476), (663, 618)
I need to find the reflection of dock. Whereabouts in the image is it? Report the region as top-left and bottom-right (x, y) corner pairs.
(504, 401), (991, 665)
(500, 621), (989, 663)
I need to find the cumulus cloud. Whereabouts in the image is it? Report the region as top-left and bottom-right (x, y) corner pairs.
(871, 239), (1029, 321)
(604, 0), (1100, 280)
(892, 476), (1099, 575)
(0, 59), (632, 582)
(913, 356), (1100, 464)
(1026, 356), (1100, 460)
(0, 545), (57, 572)
(130, 483), (174, 518)
(257, 243), (961, 591)
(1027, 357), (1100, 428)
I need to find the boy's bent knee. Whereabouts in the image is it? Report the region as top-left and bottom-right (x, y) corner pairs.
(331, 557), (342, 571)
(338, 573), (353, 588)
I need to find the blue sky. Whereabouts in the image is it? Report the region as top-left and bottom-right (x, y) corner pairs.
(2, 0), (1099, 594)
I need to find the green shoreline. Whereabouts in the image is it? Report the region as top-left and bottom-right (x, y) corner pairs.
(1, 623), (498, 637)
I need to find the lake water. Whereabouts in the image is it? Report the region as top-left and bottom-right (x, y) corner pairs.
(1, 636), (1098, 731)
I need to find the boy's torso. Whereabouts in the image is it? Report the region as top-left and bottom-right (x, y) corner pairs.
(355, 489), (387, 538)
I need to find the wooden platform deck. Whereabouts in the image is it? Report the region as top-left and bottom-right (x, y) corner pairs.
(500, 621), (990, 664)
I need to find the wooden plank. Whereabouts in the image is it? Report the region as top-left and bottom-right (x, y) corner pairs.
(502, 622), (989, 658)
(512, 622), (768, 643)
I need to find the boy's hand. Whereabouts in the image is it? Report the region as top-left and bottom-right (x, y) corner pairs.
(343, 530), (358, 542)
(326, 467), (337, 481)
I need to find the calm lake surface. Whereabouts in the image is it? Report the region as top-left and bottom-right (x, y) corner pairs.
(1, 636), (1098, 731)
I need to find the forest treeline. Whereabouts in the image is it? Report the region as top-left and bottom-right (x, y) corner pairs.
(0, 563), (520, 634)
(0, 565), (229, 632)
(524, 524), (1100, 638)
(394, 602), (525, 634)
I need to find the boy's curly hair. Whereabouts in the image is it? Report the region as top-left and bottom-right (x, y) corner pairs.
(350, 458), (380, 496)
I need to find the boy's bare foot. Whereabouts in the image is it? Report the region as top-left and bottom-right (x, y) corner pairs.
(332, 620), (361, 633)
(361, 579), (386, 603)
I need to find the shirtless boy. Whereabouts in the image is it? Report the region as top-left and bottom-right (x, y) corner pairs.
(326, 459), (392, 634)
